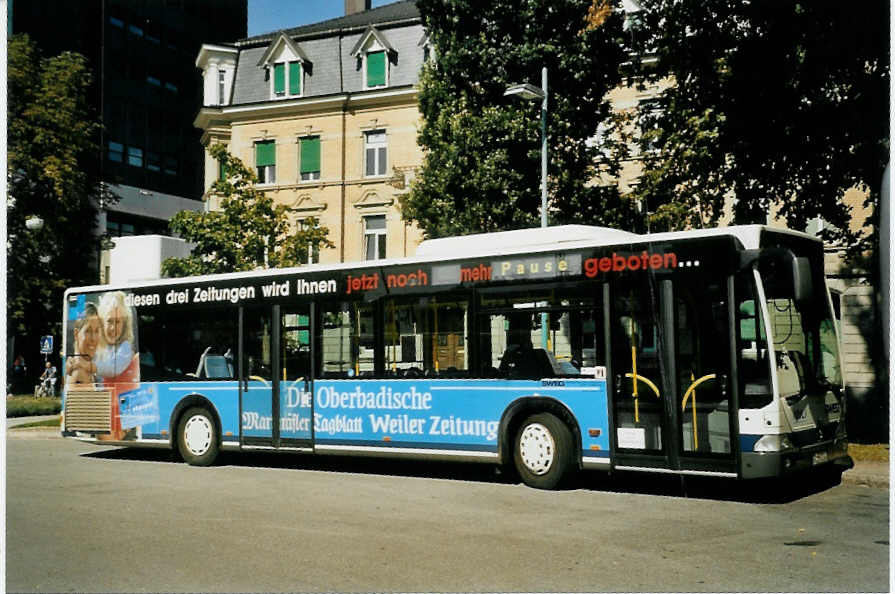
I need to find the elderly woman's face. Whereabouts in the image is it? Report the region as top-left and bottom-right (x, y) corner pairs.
(75, 315), (100, 356)
(103, 305), (126, 344)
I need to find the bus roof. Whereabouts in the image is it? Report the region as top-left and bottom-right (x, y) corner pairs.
(66, 224), (818, 295)
(416, 224), (817, 258)
(415, 225), (638, 257)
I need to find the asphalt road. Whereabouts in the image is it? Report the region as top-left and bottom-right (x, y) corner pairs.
(6, 436), (890, 593)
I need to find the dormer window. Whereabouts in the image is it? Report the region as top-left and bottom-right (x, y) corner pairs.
(257, 32), (311, 101)
(351, 27), (395, 90)
(419, 33), (434, 64)
(196, 44), (237, 106)
(365, 50), (386, 88)
(272, 61), (303, 96)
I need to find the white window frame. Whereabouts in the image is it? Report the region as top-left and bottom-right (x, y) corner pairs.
(218, 70), (226, 105)
(363, 130), (388, 178)
(363, 214), (387, 261)
(299, 219), (321, 265)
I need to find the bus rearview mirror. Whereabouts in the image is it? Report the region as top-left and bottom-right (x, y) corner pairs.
(741, 248), (813, 305)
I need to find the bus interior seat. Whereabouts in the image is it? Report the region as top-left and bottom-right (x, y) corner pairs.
(204, 355), (233, 379)
(500, 347), (557, 379)
(196, 346), (234, 379)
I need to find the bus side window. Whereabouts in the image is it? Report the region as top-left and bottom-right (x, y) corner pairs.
(138, 309), (237, 381)
(493, 312), (553, 379)
(477, 289), (601, 380)
(736, 278), (772, 408)
(382, 296), (469, 378)
(317, 301), (375, 378)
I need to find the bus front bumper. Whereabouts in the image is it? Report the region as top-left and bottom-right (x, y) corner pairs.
(741, 438), (852, 479)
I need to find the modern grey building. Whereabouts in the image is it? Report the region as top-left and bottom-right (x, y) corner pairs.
(11, 0), (247, 280)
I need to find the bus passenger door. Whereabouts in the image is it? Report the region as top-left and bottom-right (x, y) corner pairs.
(279, 306), (313, 448)
(240, 305), (313, 449)
(610, 277), (672, 468)
(240, 306), (276, 447)
(672, 275), (736, 474)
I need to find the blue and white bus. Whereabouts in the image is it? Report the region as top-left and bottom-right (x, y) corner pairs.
(61, 225), (851, 489)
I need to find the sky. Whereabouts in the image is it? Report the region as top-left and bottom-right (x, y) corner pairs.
(248, 0), (396, 37)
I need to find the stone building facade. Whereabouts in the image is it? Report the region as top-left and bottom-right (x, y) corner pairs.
(194, 1), (426, 265)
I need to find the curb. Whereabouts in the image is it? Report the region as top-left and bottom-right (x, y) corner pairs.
(6, 426), (61, 439)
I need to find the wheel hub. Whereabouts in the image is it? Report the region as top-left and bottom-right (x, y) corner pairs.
(183, 415), (212, 456)
(519, 422), (555, 475)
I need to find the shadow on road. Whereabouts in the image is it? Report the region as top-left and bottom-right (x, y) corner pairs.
(81, 446), (842, 503)
(573, 469), (844, 503)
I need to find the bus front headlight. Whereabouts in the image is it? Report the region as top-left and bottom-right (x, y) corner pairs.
(754, 434), (794, 452)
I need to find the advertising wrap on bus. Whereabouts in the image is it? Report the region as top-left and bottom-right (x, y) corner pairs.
(63, 284), (610, 457)
(310, 379), (608, 457)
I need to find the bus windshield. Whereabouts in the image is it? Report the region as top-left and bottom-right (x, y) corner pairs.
(758, 240), (842, 401)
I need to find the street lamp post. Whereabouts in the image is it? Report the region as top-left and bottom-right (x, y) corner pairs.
(505, 68), (550, 350)
(504, 66), (548, 228)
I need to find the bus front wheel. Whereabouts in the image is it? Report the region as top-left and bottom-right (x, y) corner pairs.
(177, 407), (219, 466)
(513, 412), (573, 489)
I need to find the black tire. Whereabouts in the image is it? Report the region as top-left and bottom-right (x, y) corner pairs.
(177, 407), (219, 466)
(513, 412), (574, 489)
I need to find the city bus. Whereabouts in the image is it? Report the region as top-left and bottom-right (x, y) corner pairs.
(61, 224), (851, 489)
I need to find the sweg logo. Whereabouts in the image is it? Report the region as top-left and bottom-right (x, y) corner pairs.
(584, 252), (679, 278)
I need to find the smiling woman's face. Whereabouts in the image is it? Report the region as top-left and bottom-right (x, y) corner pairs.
(103, 305), (126, 344)
(75, 315), (101, 357)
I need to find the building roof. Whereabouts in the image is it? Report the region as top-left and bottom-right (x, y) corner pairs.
(239, 0), (420, 46)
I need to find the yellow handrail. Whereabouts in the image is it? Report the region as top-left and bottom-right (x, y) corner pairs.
(680, 373), (717, 451)
(624, 371), (660, 423)
(624, 373), (661, 398)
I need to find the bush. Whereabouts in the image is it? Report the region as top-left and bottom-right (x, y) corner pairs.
(6, 396), (61, 417)
(849, 443), (889, 463)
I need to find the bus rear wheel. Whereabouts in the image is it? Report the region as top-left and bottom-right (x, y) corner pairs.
(513, 412), (573, 489)
(177, 407), (219, 466)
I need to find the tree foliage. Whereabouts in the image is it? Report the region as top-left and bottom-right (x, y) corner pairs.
(161, 144), (334, 277)
(402, 0), (631, 238)
(627, 0), (889, 249)
(7, 34), (101, 345)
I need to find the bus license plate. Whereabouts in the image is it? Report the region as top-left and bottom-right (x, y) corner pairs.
(812, 451), (829, 465)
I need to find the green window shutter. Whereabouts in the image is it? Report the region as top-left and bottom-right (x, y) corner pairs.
(256, 141), (276, 167)
(218, 160), (227, 181)
(300, 137), (320, 174)
(289, 61), (301, 95)
(274, 63), (285, 94)
(366, 51), (386, 87)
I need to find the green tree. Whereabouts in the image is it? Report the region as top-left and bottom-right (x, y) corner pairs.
(627, 0), (889, 246)
(7, 34), (101, 364)
(161, 144), (334, 277)
(402, 0), (632, 238)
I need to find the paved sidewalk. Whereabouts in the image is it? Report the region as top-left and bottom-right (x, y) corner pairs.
(842, 460), (890, 489)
